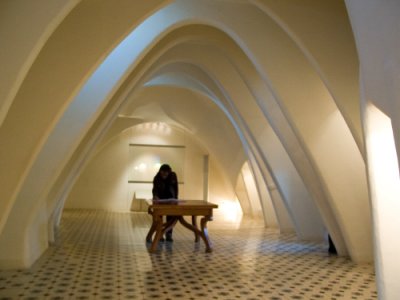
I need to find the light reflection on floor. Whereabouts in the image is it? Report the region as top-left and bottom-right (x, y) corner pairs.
(0, 210), (377, 299)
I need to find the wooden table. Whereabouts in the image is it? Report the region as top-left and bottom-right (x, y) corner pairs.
(146, 200), (218, 253)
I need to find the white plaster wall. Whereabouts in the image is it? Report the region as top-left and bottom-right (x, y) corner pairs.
(121, 87), (246, 186)
(235, 172), (253, 217)
(0, 0), (80, 126)
(208, 158), (243, 225)
(0, 0), (373, 269)
(65, 123), (238, 212)
(0, 0), (169, 234)
(252, 0), (362, 150)
(345, 1), (400, 298)
(231, 162), (277, 229)
(66, 126), (201, 210)
(240, 162), (263, 219)
(66, 130), (131, 211)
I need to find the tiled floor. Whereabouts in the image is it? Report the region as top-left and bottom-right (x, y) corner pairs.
(0, 210), (377, 299)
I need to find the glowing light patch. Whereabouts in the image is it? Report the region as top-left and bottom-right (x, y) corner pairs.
(217, 198), (243, 223)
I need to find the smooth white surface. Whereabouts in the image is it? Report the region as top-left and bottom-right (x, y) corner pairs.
(0, 0), (384, 271)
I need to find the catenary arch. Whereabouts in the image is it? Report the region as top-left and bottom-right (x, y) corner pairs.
(81, 63), (284, 229)
(0, 0), (173, 234)
(142, 27), (356, 259)
(54, 16), (368, 260)
(0, 25), (256, 267)
(1, 5), (360, 264)
(65, 86), (248, 214)
(69, 5), (368, 255)
(0, 22), (324, 266)
(0, 1), (362, 229)
(0, 0), (82, 127)
(0, 0), (368, 268)
(3, 29), (324, 268)
(52, 33), (327, 246)
(142, 62), (325, 240)
(249, 0), (363, 152)
(123, 73), (293, 232)
(99, 87), (277, 225)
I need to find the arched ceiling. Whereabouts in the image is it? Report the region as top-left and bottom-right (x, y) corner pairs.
(0, 0), (372, 268)
(117, 85), (246, 183)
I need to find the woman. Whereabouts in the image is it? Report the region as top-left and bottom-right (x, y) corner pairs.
(152, 164), (178, 241)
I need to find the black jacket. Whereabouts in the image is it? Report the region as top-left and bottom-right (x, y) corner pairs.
(152, 172), (178, 199)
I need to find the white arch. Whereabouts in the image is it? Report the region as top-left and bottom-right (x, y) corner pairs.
(0, 0), (81, 126)
(0, 0), (370, 267)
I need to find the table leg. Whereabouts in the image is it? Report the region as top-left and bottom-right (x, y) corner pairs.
(178, 216), (213, 252)
(146, 218), (157, 243)
(201, 216), (213, 253)
(191, 216), (200, 242)
(150, 215), (164, 253)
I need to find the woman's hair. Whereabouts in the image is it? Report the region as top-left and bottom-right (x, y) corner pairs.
(159, 164), (172, 172)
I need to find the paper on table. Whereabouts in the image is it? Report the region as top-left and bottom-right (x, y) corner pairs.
(152, 198), (180, 204)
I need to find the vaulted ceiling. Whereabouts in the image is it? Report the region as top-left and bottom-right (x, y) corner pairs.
(0, 0), (371, 268)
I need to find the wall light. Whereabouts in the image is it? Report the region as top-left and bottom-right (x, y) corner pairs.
(135, 122), (172, 134)
(134, 163), (148, 172)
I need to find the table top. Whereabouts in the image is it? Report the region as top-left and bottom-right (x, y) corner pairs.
(147, 199), (218, 209)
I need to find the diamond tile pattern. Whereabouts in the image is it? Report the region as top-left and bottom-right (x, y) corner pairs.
(0, 210), (377, 299)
